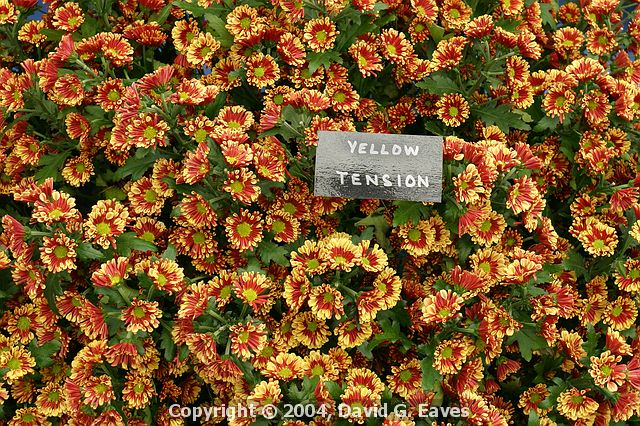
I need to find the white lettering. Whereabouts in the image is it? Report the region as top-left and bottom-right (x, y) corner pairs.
(404, 145), (420, 156)
(369, 144), (379, 154)
(449, 407), (460, 417)
(358, 143), (367, 154)
(336, 171), (348, 185)
(347, 140), (357, 153)
(418, 175), (429, 187)
(392, 144), (402, 155)
(351, 174), (361, 185)
(169, 404), (181, 417)
(380, 144), (389, 155)
(405, 175), (416, 187)
(382, 174), (392, 186)
(365, 174), (378, 186)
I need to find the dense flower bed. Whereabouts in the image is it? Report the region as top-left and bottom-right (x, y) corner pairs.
(1, 0), (640, 424)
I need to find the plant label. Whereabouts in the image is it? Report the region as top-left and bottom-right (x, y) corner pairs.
(314, 131), (443, 202)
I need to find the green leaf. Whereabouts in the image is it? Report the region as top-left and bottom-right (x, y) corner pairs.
(527, 410), (540, 426)
(427, 23), (445, 43)
(76, 242), (104, 261)
(113, 149), (160, 180)
(471, 102), (531, 133)
(35, 152), (71, 183)
(508, 325), (548, 362)
(205, 14), (235, 48)
(421, 354), (442, 391)
(174, 0), (206, 16)
(151, 3), (173, 25)
(562, 250), (587, 279)
(40, 28), (65, 42)
(44, 273), (63, 315)
(307, 51), (342, 73)
(256, 240), (290, 266)
(115, 232), (157, 256)
(28, 340), (61, 368)
(355, 214), (390, 250)
(162, 244), (177, 260)
(160, 321), (176, 361)
(392, 201), (429, 226)
(533, 115), (559, 132)
(416, 73), (459, 95)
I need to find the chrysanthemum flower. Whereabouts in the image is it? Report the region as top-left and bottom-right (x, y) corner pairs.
(422, 289), (464, 324)
(586, 26), (616, 55)
(35, 382), (65, 417)
(52, 2), (84, 32)
(248, 380), (283, 410)
(0, 1), (18, 25)
(177, 192), (217, 229)
(387, 359), (422, 398)
(453, 164), (486, 204)
(225, 209), (263, 251)
(614, 259), (640, 292)
(335, 319), (372, 349)
(397, 219), (435, 257)
(178, 142), (210, 184)
(430, 36), (468, 72)
(51, 74), (85, 106)
(283, 271), (311, 313)
(581, 90), (611, 125)
(303, 17), (338, 52)
(379, 28), (414, 64)
(171, 19), (200, 52)
(349, 40), (383, 78)
(123, 21), (167, 46)
(225, 4), (265, 41)
(229, 321), (267, 361)
(40, 233), (77, 273)
(356, 240), (388, 272)
(223, 168), (261, 205)
(61, 155), (94, 187)
(325, 83), (360, 113)
(121, 298), (162, 333)
(186, 32), (220, 66)
(436, 93), (470, 127)
(308, 284), (344, 320)
(147, 258), (185, 294)
(440, 0), (472, 31)
(245, 53), (280, 88)
(357, 291), (385, 323)
(278, 33), (306, 67)
(31, 190), (79, 225)
(542, 86), (575, 122)
(588, 350), (625, 392)
(302, 351), (339, 381)
(292, 311), (330, 348)
(266, 210), (300, 243)
(83, 375), (115, 409)
(464, 14), (494, 38)
(433, 337), (474, 375)
(234, 272), (272, 311)
(340, 387), (381, 424)
(323, 235), (359, 271)
(264, 352), (305, 381)
(603, 296), (637, 331)
(170, 227), (217, 259)
(127, 112), (169, 149)
(91, 257), (129, 288)
(577, 218), (618, 257)
(84, 199), (130, 249)
(121, 372), (154, 409)
(556, 388), (599, 421)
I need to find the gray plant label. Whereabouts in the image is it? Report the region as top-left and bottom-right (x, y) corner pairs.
(314, 131), (443, 202)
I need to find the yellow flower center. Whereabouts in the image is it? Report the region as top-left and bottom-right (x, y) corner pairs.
(53, 246), (68, 259)
(243, 288), (258, 302)
(95, 222), (111, 236)
(236, 223), (252, 237)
